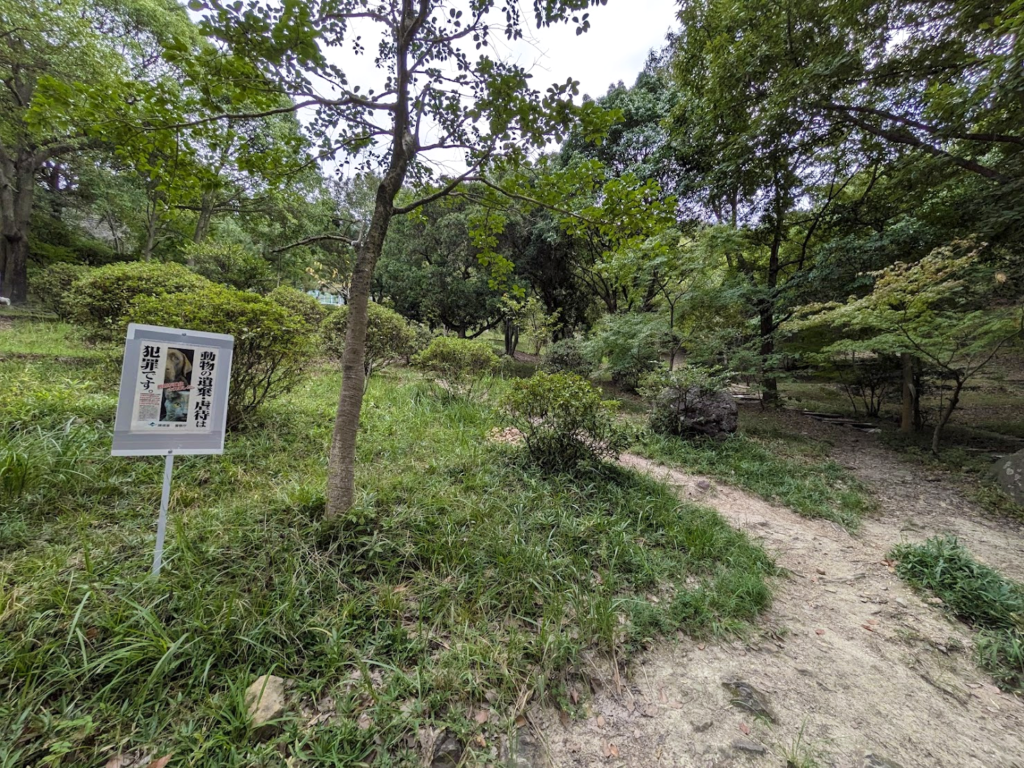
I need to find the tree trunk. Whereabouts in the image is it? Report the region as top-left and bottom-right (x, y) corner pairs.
(325, 137), (412, 517)
(900, 352), (915, 433)
(759, 302), (778, 407)
(0, 167), (35, 304)
(503, 318), (519, 356)
(931, 380), (963, 454)
(192, 190), (216, 246)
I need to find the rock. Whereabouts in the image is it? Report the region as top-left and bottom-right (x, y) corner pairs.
(697, 479), (712, 492)
(731, 738), (766, 755)
(993, 450), (1024, 506)
(430, 731), (463, 768)
(507, 729), (543, 768)
(692, 720), (714, 733)
(894, 598), (908, 609)
(863, 754), (904, 768)
(653, 386), (738, 441)
(721, 680), (776, 723)
(245, 675), (288, 739)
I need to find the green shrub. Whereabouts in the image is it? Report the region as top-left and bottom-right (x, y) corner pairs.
(584, 313), (673, 392)
(405, 321), (436, 363)
(413, 336), (498, 398)
(543, 338), (594, 378)
(183, 241), (273, 292)
(323, 303), (416, 387)
(502, 371), (626, 470)
(639, 364), (732, 436)
(68, 261), (212, 340)
(33, 263), (90, 320)
(890, 536), (1024, 691)
(267, 285), (329, 330)
(128, 285), (314, 426)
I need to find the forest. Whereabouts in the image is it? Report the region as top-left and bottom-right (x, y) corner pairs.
(1, 0), (1023, 766)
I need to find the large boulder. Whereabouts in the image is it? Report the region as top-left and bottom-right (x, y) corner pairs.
(994, 450), (1024, 506)
(652, 386), (738, 441)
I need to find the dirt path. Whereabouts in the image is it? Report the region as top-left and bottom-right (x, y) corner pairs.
(519, 446), (1024, 768)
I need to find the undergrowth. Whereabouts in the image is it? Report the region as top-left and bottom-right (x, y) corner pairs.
(631, 422), (871, 530)
(0, 319), (776, 766)
(890, 537), (1024, 692)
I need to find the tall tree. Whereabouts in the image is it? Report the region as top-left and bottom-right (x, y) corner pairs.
(196, 0), (615, 514)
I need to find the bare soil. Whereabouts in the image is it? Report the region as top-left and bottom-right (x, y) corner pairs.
(519, 428), (1024, 768)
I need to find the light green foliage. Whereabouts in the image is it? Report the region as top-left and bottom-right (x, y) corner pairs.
(129, 285), (313, 426)
(267, 285), (329, 330)
(543, 338), (595, 378)
(0, 317), (775, 764)
(891, 537), (1024, 691)
(413, 336), (499, 399)
(502, 295), (560, 355)
(68, 261), (212, 339)
(323, 303), (415, 384)
(502, 372), (626, 471)
(585, 313), (673, 391)
(32, 263), (91, 320)
(183, 241), (273, 291)
(639, 364), (731, 436)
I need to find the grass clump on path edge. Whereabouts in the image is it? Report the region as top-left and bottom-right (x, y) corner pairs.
(0, 329), (776, 766)
(633, 425), (871, 530)
(890, 536), (1024, 692)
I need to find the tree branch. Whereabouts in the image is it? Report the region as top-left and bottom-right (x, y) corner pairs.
(271, 233), (356, 253)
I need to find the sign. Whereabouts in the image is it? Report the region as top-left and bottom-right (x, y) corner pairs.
(112, 323), (233, 577)
(112, 324), (233, 456)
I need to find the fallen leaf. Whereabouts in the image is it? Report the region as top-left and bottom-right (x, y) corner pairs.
(357, 714), (372, 730)
(739, 723), (750, 735)
(597, 715), (606, 727)
(815, 629), (825, 636)
(603, 742), (619, 758)
(151, 758), (171, 768)
(559, 709), (570, 727)
(570, 688), (580, 705)
(862, 624), (875, 632)
(625, 699), (635, 713)
(474, 709), (490, 724)
(658, 688), (668, 704)
(474, 734), (487, 748)
(484, 689), (499, 704)
(515, 715), (527, 728)
(697, 643), (706, 651)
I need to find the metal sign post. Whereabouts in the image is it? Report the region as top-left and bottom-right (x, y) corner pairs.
(112, 324), (233, 578)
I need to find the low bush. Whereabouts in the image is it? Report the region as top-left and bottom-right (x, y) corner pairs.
(584, 313), (673, 392)
(890, 536), (1024, 691)
(413, 336), (498, 398)
(267, 285), (329, 330)
(543, 338), (594, 378)
(639, 364), (732, 437)
(68, 261), (212, 340)
(33, 263), (90, 320)
(129, 285), (314, 426)
(183, 241), (273, 292)
(323, 303), (416, 387)
(502, 371), (626, 471)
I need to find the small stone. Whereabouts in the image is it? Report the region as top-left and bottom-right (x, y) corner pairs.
(697, 479), (712, 491)
(722, 680), (776, 723)
(895, 598), (908, 609)
(431, 731), (464, 768)
(693, 720), (714, 733)
(863, 754), (904, 768)
(816, 568), (826, 576)
(731, 738), (766, 755)
(926, 597), (944, 606)
(245, 675), (288, 739)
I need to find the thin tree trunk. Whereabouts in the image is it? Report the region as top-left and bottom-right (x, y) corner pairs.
(192, 191), (216, 246)
(931, 379), (964, 454)
(900, 352), (915, 433)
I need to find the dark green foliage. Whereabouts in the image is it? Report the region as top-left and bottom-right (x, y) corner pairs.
(184, 242), (274, 292)
(585, 313), (672, 392)
(68, 261), (212, 340)
(639, 364), (731, 436)
(412, 336), (499, 398)
(502, 372), (626, 470)
(32, 262), (91, 320)
(322, 302), (415, 382)
(543, 338), (594, 378)
(267, 285), (329, 330)
(890, 537), (1024, 691)
(129, 285), (313, 426)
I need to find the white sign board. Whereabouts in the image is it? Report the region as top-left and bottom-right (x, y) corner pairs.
(112, 324), (233, 456)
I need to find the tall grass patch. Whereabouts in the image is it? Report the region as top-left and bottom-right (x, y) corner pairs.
(890, 537), (1024, 691)
(0, 320), (775, 766)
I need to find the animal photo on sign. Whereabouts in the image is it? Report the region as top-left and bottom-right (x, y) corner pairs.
(160, 347), (194, 423)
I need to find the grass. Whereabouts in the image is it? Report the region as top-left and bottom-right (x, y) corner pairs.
(0, 319), (776, 766)
(889, 537), (1024, 692)
(629, 415), (872, 530)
